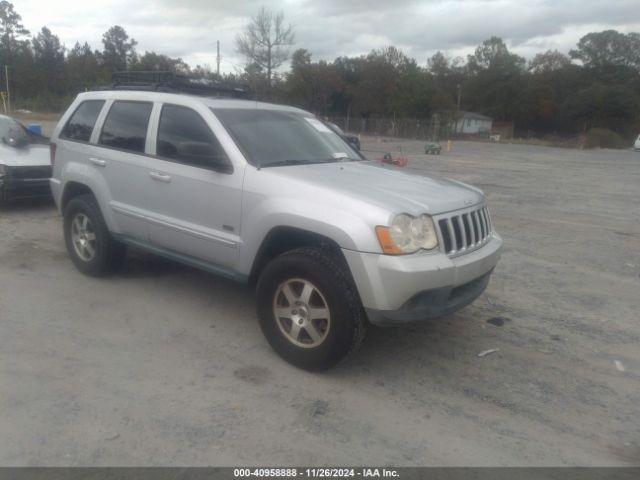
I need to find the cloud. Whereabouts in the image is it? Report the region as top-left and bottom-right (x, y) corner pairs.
(16, 0), (640, 72)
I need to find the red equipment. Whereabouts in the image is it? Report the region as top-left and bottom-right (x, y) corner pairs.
(378, 153), (408, 167)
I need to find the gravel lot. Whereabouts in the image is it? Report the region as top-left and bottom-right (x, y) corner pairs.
(1, 136), (639, 466)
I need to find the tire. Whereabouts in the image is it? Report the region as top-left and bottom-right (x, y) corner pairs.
(63, 194), (126, 276)
(256, 247), (367, 371)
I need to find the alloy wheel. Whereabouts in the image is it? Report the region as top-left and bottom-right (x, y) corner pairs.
(70, 213), (96, 262)
(273, 278), (331, 348)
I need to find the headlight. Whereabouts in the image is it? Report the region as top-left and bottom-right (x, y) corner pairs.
(376, 213), (439, 255)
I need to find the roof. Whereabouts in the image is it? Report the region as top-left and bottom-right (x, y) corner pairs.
(458, 111), (493, 121)
(75, 89), (310, 115)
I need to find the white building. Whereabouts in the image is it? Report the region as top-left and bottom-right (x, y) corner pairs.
(454, 111), (493, 135)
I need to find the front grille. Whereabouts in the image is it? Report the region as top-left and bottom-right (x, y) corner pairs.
(10, 165), (52, 180)
(437, 205), (492, 256)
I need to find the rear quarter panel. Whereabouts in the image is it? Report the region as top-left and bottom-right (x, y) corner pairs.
(50, 94), (96, 212)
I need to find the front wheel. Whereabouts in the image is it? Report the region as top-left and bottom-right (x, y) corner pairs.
(256, 247), (366, 371)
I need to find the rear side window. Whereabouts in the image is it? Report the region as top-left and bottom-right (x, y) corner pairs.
(60, 100), (105, 142)
(157, 104), (229, 170)
(99, 101), (152, 154)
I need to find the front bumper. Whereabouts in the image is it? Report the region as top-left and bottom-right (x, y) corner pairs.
(0, 165), (52, 201)
(342, 233), (503, 325)
(0, 176), (51, 201)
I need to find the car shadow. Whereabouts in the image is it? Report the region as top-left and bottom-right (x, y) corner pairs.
(330, 308), (494, 378)
(114, 247), (253, 301)
(115, 247), (485, 374)
(117, 248), (193, 278)
(48, 226), (492, 377)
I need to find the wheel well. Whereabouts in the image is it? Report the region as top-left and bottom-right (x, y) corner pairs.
(248, 227), (345, 286)
(61, 182), (94, 211)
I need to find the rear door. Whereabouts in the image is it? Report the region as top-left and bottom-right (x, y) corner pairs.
(144, 103), (243, 268)
(92, 100), (154, 240)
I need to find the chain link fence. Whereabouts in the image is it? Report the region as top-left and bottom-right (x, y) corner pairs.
(325, 116), (455, 141)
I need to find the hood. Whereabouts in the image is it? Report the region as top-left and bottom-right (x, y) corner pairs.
(271, 160), (484, 216)
(0, 143), (50, 167)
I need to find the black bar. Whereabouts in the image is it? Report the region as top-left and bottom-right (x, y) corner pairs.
(95, 71), (251, 99)
(0, 468), (638, 480)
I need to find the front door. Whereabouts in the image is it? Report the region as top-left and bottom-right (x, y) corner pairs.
(145, 104), (243, 269)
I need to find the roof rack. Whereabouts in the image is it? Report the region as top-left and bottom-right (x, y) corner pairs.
(97, 71), (251, 99)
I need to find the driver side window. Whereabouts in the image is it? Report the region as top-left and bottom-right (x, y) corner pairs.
(157, 104), (231, 172)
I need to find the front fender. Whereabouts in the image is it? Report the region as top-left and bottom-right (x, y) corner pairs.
(237, 196), (382, 275)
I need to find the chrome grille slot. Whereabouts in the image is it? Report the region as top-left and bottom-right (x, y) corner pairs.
(436, 204), (493, 256)
(470, 211), (479, 244)
(457, 215), (468, 250)
(478, 208), (486, 238)
(462, 214), (472, 246)
(485, 207), (492, 231)
(481, 207), (489, 237)
(451, 216), (463, 251)
(438, 218), (453, 252)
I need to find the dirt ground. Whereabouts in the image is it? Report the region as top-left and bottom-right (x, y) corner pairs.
(1, 134), (639, 466)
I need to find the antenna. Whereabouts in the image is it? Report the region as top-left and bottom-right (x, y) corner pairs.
(216, 41), (221, 77)
(4, 65), (10, 113)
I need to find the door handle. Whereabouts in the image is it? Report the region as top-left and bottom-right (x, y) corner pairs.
(88, 157), (106, 167)
(149, 171), (172, 183)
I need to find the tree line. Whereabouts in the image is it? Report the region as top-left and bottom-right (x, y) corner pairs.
(2, 1), (639, 141)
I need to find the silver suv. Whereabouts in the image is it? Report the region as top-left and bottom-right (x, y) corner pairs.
(50, 88), (502, 370)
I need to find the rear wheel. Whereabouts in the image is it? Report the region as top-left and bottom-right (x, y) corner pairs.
(256, 247), (366, 371)
(63, 194), (126, 276)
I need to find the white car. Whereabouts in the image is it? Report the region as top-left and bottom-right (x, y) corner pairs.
(634, 134), (640, 151)
(0, 115), (51, 202)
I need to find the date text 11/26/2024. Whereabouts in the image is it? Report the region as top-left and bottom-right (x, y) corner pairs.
(233, 468), (400, 478)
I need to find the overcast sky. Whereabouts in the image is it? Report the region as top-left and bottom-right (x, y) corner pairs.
(17, 0), (640, 73)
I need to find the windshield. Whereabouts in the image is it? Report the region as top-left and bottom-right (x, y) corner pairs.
(0, 116), (46, 148)
(211, 108), (361, 167)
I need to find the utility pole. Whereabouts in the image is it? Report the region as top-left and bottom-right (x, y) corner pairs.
(455, 83), (462, 135)
(216, 41), (221, 77)
(5, 66), (10, 114)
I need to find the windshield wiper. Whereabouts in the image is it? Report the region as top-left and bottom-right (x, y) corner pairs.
(328, 155), (358, 162)
(259, 158), (332, 169)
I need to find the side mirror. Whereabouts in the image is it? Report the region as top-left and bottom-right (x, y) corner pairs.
(177, 141), (233, 173)
(3, 134), (28, 148)
(177, 141), (217, 157)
